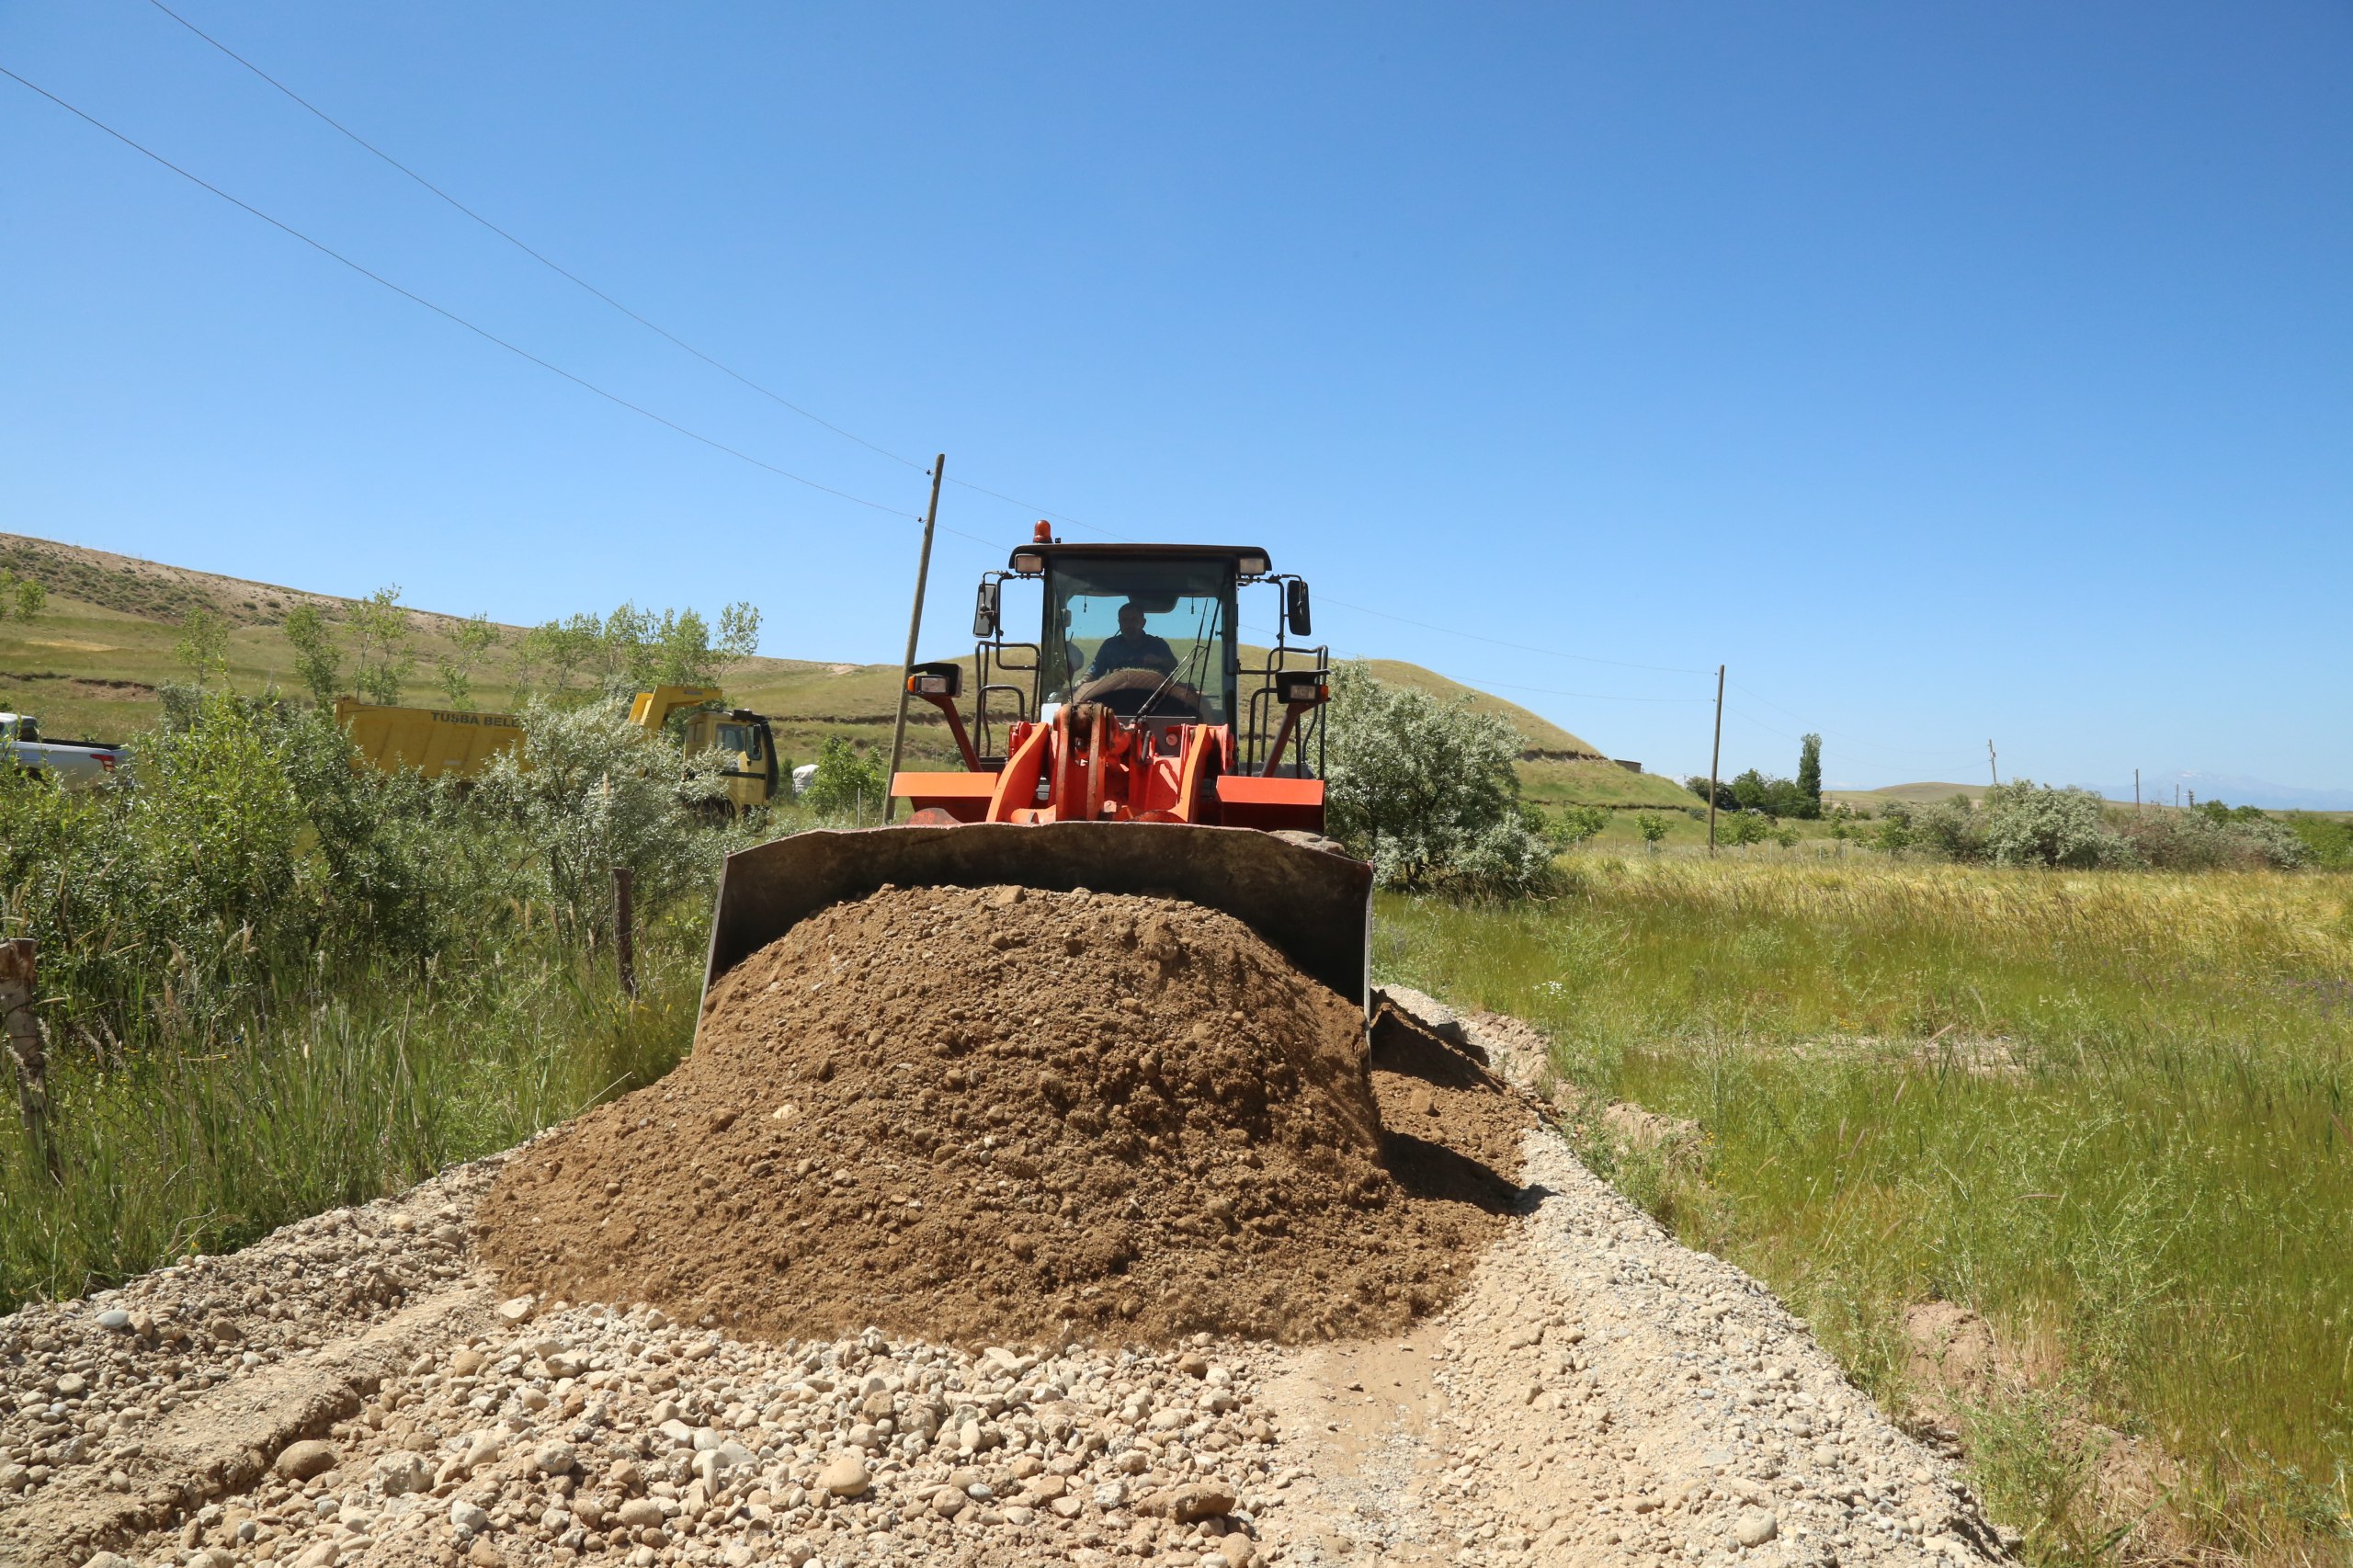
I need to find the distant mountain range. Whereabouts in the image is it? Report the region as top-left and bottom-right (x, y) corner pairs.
(2092, 771), (2353, 813)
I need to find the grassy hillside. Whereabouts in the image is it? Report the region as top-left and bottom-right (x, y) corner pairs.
(1827, 780), (1992, 807)
(0, 531), (1688, 803)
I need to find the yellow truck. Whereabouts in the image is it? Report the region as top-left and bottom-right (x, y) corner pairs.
(335, 685), (780, 811)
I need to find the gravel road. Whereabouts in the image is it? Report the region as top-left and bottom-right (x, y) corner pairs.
(0, 994), (2005, 1568)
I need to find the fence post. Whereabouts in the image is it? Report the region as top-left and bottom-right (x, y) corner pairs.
(611, 867), (637, 1000)
(0, 939), (60, 1181)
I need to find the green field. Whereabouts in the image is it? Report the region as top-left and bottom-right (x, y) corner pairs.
(1, 531), (1698, 807)
(1376, 858), (2353, 1566)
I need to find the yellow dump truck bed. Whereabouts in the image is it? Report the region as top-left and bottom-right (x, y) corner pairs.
(333, 699), (524, 779)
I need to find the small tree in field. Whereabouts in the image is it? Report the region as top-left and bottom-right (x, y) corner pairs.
(436, 612), (502, 711)
(1635, 812), (1670, 853)
(174, 608), (230, 689)
(348, 585), (415, 705)
(803, 736), (886, 820)
(281, 602), (343, 704)
(0, 570), (46, 622)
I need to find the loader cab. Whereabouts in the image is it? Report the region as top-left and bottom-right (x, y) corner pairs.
(969, 539), (1329, 777)
(1040, 552), (1239, 732)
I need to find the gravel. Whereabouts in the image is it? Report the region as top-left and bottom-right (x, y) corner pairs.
(0, 990), (2009, 1568)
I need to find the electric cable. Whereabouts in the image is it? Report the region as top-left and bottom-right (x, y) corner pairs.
(140, 0), (932, 478)
(0, 63), (917, 519)
(132, 5), (1745, 687)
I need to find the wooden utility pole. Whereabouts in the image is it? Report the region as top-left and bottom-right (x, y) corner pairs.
(0, 939), (59, 1182)
(1987, 740), (1998, 787)
(611, 867), (637, 999)
(2134, 768), (2141, 812)
(1707, 664), (1725, 857)
(885, 455), (949, 824)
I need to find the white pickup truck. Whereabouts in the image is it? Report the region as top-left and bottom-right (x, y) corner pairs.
(1, 713), (128, 788)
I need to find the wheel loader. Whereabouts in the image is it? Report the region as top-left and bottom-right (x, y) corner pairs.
(701, 527), (1374, 1012)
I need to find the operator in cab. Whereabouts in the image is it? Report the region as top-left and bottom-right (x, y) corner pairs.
(1087, 601), (1177, 678)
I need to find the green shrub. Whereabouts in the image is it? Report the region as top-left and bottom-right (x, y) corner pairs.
(476, 699), (736, 937)
(1324, 663), (1553, 895)
(801, 735), (888, 821)
(1978, 781), (2138, 869)
(2120, 806), (2306, 870)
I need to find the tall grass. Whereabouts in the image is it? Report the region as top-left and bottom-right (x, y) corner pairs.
(1375, 858), (2353, 1565)
(0, 917), (699, 1311)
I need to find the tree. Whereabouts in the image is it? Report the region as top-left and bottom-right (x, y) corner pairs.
(280, 602), (343, 704)
(1684, 776), (1737, 812)
(513, 614), (603, 698)
(1796, 733), (1823, 817)
(802, 735), (886, 820)
(1323, 662), (1553, 895)
(174, 607), (230, 688)
(347, 586), (415, 705)
(0, 570), (46, 622)
(1634, 812), (1670, 853)
(437, 612), (501, 710)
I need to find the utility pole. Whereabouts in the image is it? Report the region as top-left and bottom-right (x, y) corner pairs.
(884, 455), (949, 824)
(2134, 768), (2141, 812)
(1707, 664), (1725, 857)
(1987, 739), (1998, 788)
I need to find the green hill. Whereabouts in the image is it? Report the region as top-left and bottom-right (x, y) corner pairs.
(0, 531), (1689, 805)
(1826, 781), (1991, 807)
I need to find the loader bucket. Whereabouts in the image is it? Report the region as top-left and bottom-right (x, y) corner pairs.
(699, 822), (1373, 1023)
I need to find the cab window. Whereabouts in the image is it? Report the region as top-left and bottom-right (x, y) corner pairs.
(1040, 556), (1235, 723)
(717, 722), (762, 760)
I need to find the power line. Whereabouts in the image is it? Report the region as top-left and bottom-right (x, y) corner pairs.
(0, 63), (915, 519)
(140, 0), (931, 478)
(130, 6), (1759, 685)
(1461, 678), (1711, 706)
(1722, 705), (1984, 767)
(1726, 676), (1995, 761)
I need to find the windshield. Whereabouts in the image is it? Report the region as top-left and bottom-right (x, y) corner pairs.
(1040, 555), (1236, 723)
(716, 722), (764, 760)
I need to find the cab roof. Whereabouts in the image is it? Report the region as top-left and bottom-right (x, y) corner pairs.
(1005, 541), (1273, 574)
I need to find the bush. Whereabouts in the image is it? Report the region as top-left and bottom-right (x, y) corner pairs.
(801, 735), (887, 821)
(0, 693), (483, 1037)
(1525, 801), (1608, 849)
(2120, 806), (2307, 870)
(1881, 785), (2144, 869)
(476, 699), (735, 937)
(1979, 781), (2139, 869)
(1324, 663), (1553, 895)
(1721, 811), (1770, 847)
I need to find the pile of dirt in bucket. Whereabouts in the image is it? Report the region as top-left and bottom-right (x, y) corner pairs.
(476, 883), (1529, 1346)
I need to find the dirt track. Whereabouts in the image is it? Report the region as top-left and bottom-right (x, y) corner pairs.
(0, 993), (2002, 1568)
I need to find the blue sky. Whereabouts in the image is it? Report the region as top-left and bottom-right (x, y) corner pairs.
(5, 2), (2347, 792)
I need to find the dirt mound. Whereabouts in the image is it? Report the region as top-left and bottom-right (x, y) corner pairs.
(477, 883), (1529, 1346)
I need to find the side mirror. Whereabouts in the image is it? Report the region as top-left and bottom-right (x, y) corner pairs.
(1285, 578), (1313, 638)
(972, 579), (1001, 639)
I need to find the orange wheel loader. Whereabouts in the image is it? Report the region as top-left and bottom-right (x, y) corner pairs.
(701, 527), (1373, 1011)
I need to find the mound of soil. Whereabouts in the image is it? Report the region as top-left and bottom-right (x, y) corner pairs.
(477, 883), (1529, 1346)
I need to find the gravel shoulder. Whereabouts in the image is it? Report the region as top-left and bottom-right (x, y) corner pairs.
(1, 994), (2006, 1568)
